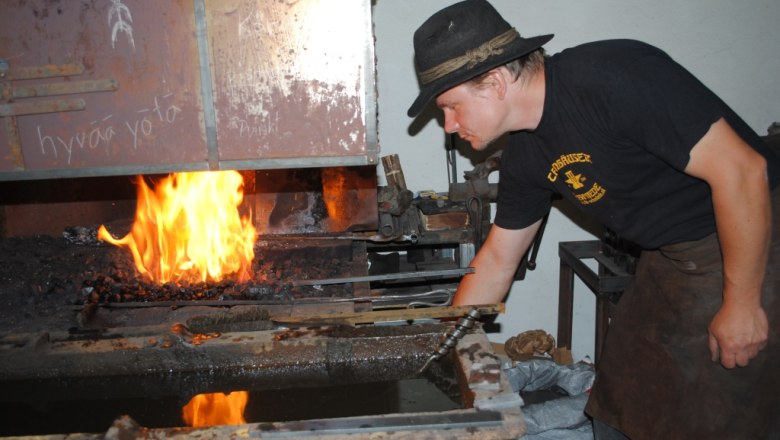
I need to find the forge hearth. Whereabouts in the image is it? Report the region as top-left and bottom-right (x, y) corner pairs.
(0, 231), (523, 439)
(0, 234), (364, 336)
(0, 309), (524, 438)
(0, 310), (524, 439)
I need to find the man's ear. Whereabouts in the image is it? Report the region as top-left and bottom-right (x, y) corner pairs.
(487, 68), (508, 100)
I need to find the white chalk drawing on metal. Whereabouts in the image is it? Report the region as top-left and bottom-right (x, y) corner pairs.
(108, 0), (135, 50)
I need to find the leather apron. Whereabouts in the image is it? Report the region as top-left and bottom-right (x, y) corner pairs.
(585, 188), (780, 440)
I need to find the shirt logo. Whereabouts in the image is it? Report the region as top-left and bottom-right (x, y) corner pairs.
(564, 171), (585, 190)
(575, 182), (606, 205)
(548, 152), (606, 205)
(547, 153), (592, 182)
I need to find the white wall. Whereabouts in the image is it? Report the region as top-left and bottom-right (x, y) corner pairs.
(372, 0), (780, 361)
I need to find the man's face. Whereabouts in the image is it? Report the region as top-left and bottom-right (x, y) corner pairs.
(435, 79), (505, 151)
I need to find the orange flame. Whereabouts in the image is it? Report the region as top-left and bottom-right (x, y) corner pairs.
(97, 171), (256, 284)
(182, 391), (249, 427)
(321, 167), (351, 231)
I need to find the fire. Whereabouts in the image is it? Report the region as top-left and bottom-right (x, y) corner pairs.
(182, 391), (249, 427)
(321, 166), (352, 232)
(98, 171), (256, 284)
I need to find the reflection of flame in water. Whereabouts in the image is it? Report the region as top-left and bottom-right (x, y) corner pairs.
(97, 171), (256, 284)
(182, 391), (249, 427)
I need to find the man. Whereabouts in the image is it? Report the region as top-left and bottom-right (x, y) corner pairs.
(407, 1), (779, 439)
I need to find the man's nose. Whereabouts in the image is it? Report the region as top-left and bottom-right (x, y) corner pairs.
(444, 116), (459, 134)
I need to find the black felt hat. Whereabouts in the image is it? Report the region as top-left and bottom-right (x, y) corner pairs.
(407, 0), (553, 117)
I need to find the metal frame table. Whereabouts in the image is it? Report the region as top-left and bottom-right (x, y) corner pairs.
(557, 240), (635, 364)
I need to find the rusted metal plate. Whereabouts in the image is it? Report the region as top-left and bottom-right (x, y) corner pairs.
(0, 0), (207, 176)
(205, 0), (376, 164)
(0, 0), (378, 181)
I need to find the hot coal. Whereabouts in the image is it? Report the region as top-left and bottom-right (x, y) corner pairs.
(0, 234), (358, 335)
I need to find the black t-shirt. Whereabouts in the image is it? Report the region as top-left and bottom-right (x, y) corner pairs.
(495, 39), (780, 249)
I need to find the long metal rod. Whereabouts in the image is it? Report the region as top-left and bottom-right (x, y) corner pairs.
(0, 161), (210, 182)
(69, 289), (454, 310)
(0, 98), (85, 117)
(253, 410), (503, 438)
(270, 304), (504, 327)
(290, 267), (474, 286)
(12, 79), (118, 98)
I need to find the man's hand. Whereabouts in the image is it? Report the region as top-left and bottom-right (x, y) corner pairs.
(708, 301), (769, 368)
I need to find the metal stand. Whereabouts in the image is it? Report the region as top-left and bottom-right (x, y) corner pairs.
(557, 240), (635, 364)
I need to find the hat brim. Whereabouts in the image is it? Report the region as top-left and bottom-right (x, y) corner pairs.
(407, 34), (553, 118)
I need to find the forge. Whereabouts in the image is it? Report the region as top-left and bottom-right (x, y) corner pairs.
(0, 0), (525, 437)
(0, 166), (519, 439)
(0, 232), (521, 437)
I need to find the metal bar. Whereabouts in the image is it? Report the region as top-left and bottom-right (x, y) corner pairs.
(217, 155), (376, 171)
(0, 98), (85, 117)
(0, 156), (374, 181)
(11, 78), (118, 98)
(0, 161), (210, 182)
(557, 257), (575, 350)
(558, 242), (599, 291)
(593, 253), (634, 278)
(595, 290), (610, 364)
(290, 267), (474, 286)
(6, 62), (85, 80)
(194, 0), (220, 170)
(252, 410), (503, 438)
(66, 289), (453, 310)
(270, 303), (504, 326)
(527, 212), (549, 270)
(560, 241), (633, 281)
(361, 0), (379, 166)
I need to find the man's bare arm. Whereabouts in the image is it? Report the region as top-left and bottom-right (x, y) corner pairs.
(453, 219), (543, 306)
(686, 117), (771, 368)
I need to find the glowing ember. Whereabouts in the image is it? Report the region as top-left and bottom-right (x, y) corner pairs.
(182, 391), (249, 427)
(97, 171), (256, 284)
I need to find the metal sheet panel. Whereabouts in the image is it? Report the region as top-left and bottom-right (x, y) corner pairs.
(0, 0), (378, 181)
(0, 0), (208, 177)
(205, 0), (375, 162)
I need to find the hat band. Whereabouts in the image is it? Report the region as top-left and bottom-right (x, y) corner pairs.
(419, 29), (520, 85)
